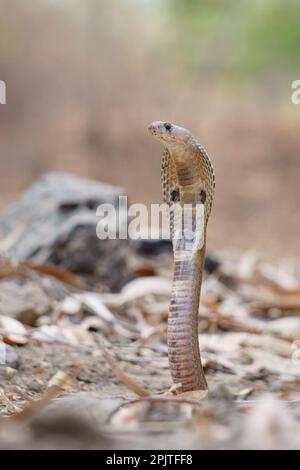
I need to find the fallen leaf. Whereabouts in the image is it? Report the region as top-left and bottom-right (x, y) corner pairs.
(0, 315), (28, 345)
(59, 296), (82, 315)
(100, 276), (172, 307)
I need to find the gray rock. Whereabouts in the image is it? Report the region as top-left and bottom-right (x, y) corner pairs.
(0, 281), (51, 323)
(29, 393), (124, 449)
(0, 173), (130, 290)
(0, 343), (19, 369)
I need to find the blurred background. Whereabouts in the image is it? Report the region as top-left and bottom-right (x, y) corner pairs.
(0, 0), (299, 257)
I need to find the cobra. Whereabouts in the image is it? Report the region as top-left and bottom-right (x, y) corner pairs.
(148, 121), (215, 392)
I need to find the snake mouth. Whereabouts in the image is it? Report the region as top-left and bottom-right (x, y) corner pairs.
(147, 122), (157, 136)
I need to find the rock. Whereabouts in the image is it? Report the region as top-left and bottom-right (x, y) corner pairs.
(0, 342), (19, 369)
(0, 281), (51, 324)
(29, 393), (124, 449)
(136, 239), (173, 256)
(204, 253), (220, 274)
(0, 173), (130, 290)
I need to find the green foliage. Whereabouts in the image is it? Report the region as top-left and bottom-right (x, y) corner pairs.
(165, 0), (300, 80)
(234, 0), (300, 76)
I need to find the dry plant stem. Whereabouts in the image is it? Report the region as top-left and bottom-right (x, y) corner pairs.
(148, 121), (215, 393)
(103, 350), (150, 397)
(6, 369), (76, 422)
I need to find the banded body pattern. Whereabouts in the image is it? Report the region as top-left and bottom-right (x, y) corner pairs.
(161, 137), (215, 392)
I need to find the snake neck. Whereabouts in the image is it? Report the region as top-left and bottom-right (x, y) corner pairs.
(168, 247), (207, 392)
(169, 144), (202, 188)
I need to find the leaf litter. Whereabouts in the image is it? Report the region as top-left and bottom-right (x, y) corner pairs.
(0, 252), (299, 449)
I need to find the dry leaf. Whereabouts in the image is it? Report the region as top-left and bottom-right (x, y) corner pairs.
(100, 276), (172, 307)
(32, 324), (90, 346)
(59, 296), (81, 315)
(0, 315), (28, 345)
(75, 292), (115, 322)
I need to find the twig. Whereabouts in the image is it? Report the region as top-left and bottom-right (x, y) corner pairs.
(102, 349), (150, 397)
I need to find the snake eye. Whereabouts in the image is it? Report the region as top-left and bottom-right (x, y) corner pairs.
(164, 122), (172, 131)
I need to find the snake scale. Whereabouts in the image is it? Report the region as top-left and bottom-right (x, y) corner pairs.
(148, 121), (215, 392)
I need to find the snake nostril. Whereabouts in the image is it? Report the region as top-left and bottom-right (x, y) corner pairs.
(148, 123), (155, 134)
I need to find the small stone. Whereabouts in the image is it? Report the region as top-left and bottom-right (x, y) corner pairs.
(0, 343), (19, 368)
(4, 366), (17, 378)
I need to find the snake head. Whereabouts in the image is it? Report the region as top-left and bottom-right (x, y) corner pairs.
(148, 121), (192, 150)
